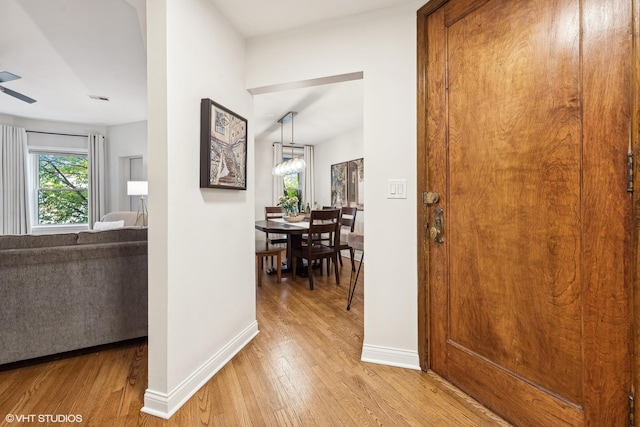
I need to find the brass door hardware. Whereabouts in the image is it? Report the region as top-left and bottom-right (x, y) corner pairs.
(430, 208), (444, 244)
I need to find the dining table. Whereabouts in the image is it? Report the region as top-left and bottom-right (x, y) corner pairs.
(255, 218), (310, 275)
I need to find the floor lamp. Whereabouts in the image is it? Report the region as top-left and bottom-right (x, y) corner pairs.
(127, 181), (148, 226)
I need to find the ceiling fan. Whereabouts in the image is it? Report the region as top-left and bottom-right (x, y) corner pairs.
(0, 71), (36, 104)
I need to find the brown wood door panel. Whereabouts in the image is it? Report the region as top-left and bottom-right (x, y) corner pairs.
(446, 0), (583, 406)
(419, 0), (633, 425)
(446, 344), (583, 426)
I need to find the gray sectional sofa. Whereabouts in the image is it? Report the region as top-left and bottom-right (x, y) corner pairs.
(0, 228), (148, 365)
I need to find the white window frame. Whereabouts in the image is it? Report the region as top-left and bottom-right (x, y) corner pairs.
(29, 146), (89, 234)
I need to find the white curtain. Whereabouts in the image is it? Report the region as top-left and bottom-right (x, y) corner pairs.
(302, 145), (315, 209)
(88, 133), (107, 228)
(0, 125), (31, 234)
(272, 142), (284, 205)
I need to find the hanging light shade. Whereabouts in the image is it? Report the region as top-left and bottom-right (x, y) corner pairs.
(272, 111), (306, 176)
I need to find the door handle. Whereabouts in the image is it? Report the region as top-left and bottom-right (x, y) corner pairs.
(430, 208), (444, 243)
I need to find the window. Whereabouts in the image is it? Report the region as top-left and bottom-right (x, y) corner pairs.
(33, 152), (88, 225)
(283, 172), (299, 195)
(283, 165), (302, 211)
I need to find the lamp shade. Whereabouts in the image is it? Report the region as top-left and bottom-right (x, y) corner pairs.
(127, 181), (148, 196)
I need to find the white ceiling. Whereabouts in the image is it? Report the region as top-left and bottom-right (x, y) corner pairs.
(210, 0), (415, 39)
(252, 76), (364, 146)
(1, 0), (412, 144)
(0, 0), (147, 127)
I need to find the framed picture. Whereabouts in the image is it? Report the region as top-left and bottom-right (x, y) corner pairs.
(347, 158), (364, 210)
(331, 158), (364, 210)
(200, 98), (247, 189)
(331, 161), (347, 207)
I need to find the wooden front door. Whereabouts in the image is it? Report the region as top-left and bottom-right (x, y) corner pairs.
(417, 0), (635, 425)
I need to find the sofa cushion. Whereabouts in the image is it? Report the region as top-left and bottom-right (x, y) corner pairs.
(76, 228), (147, 245)
(93, 220), (125, 230)
(0, 233), (78, 250)
(102, 211), (144, 226)
(0, 241), (147, 266)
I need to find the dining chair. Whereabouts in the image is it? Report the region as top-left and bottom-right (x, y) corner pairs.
(335, 207), (358, 271)
(255, 240), (282, 287)
(302, 205), (332, 244)
(264, 206), (287, 245)
(302, 205), (336, 262)
(307, 205), (337, 241)
(264, 206), (287, 268)
(291, 208), (341, 290)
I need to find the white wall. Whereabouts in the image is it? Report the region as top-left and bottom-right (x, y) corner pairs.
(254, 138), (273, 223)
(144, 0), (257, 418)
(0, 115), (106, 138)
(313, 127), (364, 208)
(105, 120), (148, 211)
(247, 2), (421, 369)
(0, 113), (15, 125)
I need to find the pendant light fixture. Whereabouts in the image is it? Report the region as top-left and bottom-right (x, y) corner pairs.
(272, 111), (306, 176)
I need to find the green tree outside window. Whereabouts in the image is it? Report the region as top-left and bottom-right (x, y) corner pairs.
(283, 172), (301, 210)
(36, 154), (88, 225)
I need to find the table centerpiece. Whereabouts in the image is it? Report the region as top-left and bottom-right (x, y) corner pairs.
(278, 195), (303, 222)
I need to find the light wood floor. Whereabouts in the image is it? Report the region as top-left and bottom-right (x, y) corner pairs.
(0, 257), (510, 426)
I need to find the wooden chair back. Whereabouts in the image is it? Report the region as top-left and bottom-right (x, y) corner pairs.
(264, 206), (286, 246)
(265, 206), (284, 219)
(307, 209), (341, 248)
(291, 208), (342, 289)
(336, 207), (358, 271)
(340, 207), (357, 232)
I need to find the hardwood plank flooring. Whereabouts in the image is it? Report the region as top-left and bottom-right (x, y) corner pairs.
(0, 258), (510, 426)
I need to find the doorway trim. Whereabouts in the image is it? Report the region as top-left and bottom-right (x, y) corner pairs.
(416, 0), (447, 372)
(632, 0), (640, 423)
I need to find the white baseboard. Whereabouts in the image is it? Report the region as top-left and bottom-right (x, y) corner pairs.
(141, 320), (259, 419)
(361, 343), (421, 370)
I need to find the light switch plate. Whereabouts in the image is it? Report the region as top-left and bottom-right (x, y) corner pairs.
(387, 179), (407, 199)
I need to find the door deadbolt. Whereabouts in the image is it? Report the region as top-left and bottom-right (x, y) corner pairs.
(430, 208), (444, 244)
(424, 191), (440, 206)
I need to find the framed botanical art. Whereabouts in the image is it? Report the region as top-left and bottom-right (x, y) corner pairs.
(331, 157), (364, 210)
(331, 161), (347, 207)
(200, 98), (247, 189)
(346, 158), (364, 209)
